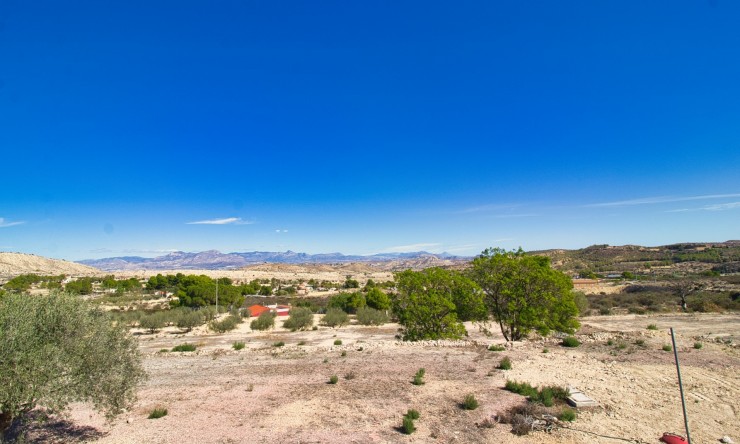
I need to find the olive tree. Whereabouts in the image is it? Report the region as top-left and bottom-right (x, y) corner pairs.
(0, 292), (146, 437)
(469, 248), (579, 342)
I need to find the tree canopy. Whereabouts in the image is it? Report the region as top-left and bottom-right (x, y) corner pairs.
(469, 248), (579, 341)
(393, 268), (485, 341)
(0, 292), (146, 437)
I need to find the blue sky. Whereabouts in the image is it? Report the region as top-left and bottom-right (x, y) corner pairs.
(1, 1), (738, 260)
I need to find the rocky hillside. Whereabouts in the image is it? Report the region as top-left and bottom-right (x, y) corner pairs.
(0, 252), (100, 280)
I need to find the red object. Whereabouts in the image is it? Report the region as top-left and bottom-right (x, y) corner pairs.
(248, 305), (270, 317)
(660, 433), (688, 444)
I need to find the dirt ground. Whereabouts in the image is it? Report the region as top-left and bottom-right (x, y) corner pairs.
(27, 313), (739, 444)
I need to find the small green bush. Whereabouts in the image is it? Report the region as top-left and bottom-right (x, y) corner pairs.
(340, 350), (347, 357)
(693, 342), (702, 349)
(488, 344), (506, 352)
(412, 368), (425, 385)
(498, 356), (512, 370)
(297, 341), (306, 346)
(250, 311), (276, 331)
(283, 307), (314, 331)
(606, 339), (614, 346)
(171, 343), (196, 352)
(273, 341), (285, 347)
(334, 339), (343, 346)
(616, 342), (627, 350)
(561, 336), (581, 348)
(328, 375), (338, 384)
(647, 324), (658, 330)
(542, 348), (549, 353)
(505, 380), (568, 406)
(232, 341), (245, 351)
(209, 315), (240, 333)
(401, 415), (415, 434)
(559, 408), (577, 422)
(462, 394), (479, 410)
(148, 407), (168, 419)
(356, 307), (389, 325)
(405, 409), (420, 420)
(322, 308), (350, 327)
(662, 344), (672, 352)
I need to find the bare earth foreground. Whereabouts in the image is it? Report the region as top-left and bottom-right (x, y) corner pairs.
(30, 313), (739, 444)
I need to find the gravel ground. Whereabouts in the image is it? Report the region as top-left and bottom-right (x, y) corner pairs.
(23, 313), (740, 444)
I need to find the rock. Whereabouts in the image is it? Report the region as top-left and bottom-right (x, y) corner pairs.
(720, 436), (734, 444)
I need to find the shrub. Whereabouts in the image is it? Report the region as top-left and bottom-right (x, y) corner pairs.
(139, 312), (167, 333)
(297, 341), (306, 346)
(606, 339), (614, 346)
(283, 307), (314, 331)
(412, 368), (425, 385)
(616, 342), (627, 350)
(558, 408), (577, 422)
(401, 415), (415, 434)
(498, 356), (512, 370)
(635, 339), (645, 346)
(273, 341), (285, 347)
(462, 394), (479, 410)
(0, 292), (145, 435)
(148, 407), (168, 419)
(405, 409), (420, 420)
(356, 307), (389, 326)
(647, 324), (658, 330)
(599, 307), (611, 316)
(176, 310), (204, 332)
(328, 375), (338, 384)
(504, 380), (568, 406)
(542, 348), (549, 353)
(488, 344), (506, 352)
(250, 312), (276, 331)
(209, 315), (240, 333)
(171, 343), (196, 352)
(321, 308), (350, 327)
(341, 350), (347, 357)
(232, 341), (245, 351)
(344, 371), (356, 380)
(561, 336), (581, 347)
(333, 339), (343, 346)
(693, 342), (703, 349)
(662, 344), (672, 352)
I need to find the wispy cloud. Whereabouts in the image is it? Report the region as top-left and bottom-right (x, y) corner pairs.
(385, 242), (441, 253)
(0, 217), (25, 228)
(665, 201), (740, 213)
(587, 193), (740, 208)
(186, 217), (253, 225)
(275, 229), (289, 233)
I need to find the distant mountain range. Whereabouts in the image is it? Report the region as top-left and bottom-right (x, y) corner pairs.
(78, 250), (467, 271)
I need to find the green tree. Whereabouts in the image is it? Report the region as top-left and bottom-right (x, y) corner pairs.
(282, 307), (314, 331)
(365, 287), (391, 311)
(393, 268), (484, 341)
(327, 292), (366, 314)
(65, 278), (93, 295)
(0, 292), (146, 437)
(321, 308), (350, 327)
(469, 248), (579, 341)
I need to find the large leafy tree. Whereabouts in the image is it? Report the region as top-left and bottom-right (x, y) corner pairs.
(0, 292), (146, 437)
(393, 268), (486, 341)
(469, 248), (579, 341)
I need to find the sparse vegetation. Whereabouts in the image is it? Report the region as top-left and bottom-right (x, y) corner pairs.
(282, 307), (314, 331)
(344, 371), (356, 380)
(498, 356), (512, 370)
(333, 339), (343, 346)
(647, 324), (658, 330)
(273, 341), (285, 347)
(356, 307), (389, 325)
(662, 344), (672, 352)
(250, 312), (276, 331)
(148, 407), (168, 419)
(209, 314), (241, 333)
(412, 368), (426, 385)
(561, 336), (581, 347)
(401, 415), (415, 434)
(504, 380), (568, 407)
(461, 394), (479, 410)
(558, 407), (577, 422)
(172, 343), (196, 352)
(694, 342), (703, 349)
(322, 308), (350, 327)
(488, 344), (506, 352)
(232, 341), (246, 350)
(328, 375), (338, 384)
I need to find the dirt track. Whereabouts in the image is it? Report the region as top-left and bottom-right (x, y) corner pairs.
(30, 313), (740, 443)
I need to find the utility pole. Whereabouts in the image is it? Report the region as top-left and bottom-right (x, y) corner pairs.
(215, 277), (219, 315)
(670, 328), (692, 443)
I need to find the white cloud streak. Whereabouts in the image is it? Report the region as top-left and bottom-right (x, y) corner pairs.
(0, 218), (25, 228)
(665, 201), (740, 213)
(186, 217), (253, 225)
(587, 193), (740, 208)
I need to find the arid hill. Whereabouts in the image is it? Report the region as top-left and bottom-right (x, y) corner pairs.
(0, 252), (100, 280)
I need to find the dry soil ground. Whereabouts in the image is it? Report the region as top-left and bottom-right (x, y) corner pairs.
(25, 313), (740, 444)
